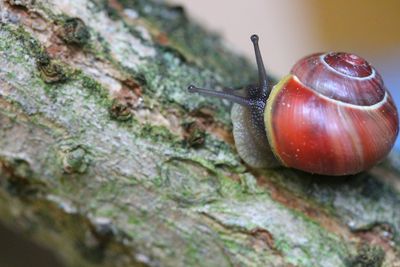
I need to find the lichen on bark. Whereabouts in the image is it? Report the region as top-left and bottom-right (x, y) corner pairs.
(0, 0), (400, 266)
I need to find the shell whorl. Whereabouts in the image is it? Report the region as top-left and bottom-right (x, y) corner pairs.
(264, 74), (398, 176)
(291, 52), (385, 106)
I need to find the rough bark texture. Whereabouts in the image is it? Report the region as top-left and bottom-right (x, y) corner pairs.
(0, 1), (399, 266)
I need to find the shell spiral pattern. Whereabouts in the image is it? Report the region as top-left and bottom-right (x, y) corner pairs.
(265, 53), (399, 175)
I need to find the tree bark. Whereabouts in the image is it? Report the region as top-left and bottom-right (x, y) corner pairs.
(0, 1), (399, 266)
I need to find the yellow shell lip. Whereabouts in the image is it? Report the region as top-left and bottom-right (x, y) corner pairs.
(264, 74), (293, 166)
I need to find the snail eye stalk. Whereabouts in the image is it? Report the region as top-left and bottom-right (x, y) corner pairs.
(187, 85), (251, 107)
(250, 34), (270, 98)
(188, 34), (270, 106)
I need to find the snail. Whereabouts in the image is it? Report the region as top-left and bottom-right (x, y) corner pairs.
(188, 34), (399, 176)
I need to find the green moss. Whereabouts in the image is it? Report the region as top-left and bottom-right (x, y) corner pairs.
(136, 59), (229, 124)
(274, 239), (291, 254)
(139, 123), (180, 144)
(4, 1), (394, 266)
(5, 71), (17, 80)
(88, 0), (255, 127)
(158, 158), (221, 205)
(119, 0), (256, 85)
(218, 175), (248, 198)
(1, 25), (70, 85)
(240, 173), (265, 195)
(263, 170), (400, 247)
(81, 75), (101, 92)
(80, 75), (109, 99)
(348, 245), (385, 267)
(90, 0), (123, 21)
(63, 146), (90, 174)
(183, 243), (204, 266)
(127, 215), (142, 226)
(11, 25), (44, 57)
(196, 193), (351, 266)
(77, 74), (115, 109)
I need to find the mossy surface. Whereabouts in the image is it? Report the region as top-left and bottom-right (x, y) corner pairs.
(1, 1), (400, 267)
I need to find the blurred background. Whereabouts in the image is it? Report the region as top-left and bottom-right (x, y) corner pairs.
(167, 0), (400, 149)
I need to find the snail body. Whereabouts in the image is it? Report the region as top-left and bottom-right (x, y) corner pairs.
(188, 35), (398, 176)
